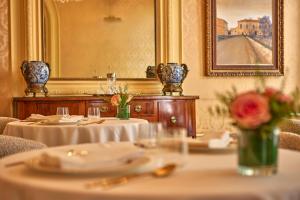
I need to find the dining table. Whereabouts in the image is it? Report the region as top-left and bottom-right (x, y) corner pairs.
(3, 118), (148, 146)
(0, 142), (300, 200)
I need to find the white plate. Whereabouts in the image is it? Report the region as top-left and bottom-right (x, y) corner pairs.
(25, 156), (149, 175)
(40, 121), (79, 125)
(188, 143), (236, 154)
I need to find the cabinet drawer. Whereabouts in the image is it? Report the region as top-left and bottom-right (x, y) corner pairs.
(158, 101), (187, 129)
(130, 100), (157, 118)
(87, 101), (116, 117)
(35, 101), (85, 116)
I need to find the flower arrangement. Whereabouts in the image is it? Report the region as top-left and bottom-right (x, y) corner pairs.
(213, 84), (299, 132)
(111, 85), (133, 107)
(111, 85), (133, 119)
(211, 80), (300, 176)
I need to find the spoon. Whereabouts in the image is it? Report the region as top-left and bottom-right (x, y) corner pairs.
(67, 149), (89, 157)
(85, 163), (177, 189)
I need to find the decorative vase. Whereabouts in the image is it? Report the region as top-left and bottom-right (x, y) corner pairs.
(157, 63), (188, 96)
(238, 127), (280, 176)
(146, 66), (157, 78)
(21, 61), (51, 97)
(117, 105), (130, 120)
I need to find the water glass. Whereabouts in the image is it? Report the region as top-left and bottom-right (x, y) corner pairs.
(56, 107), (69, 118)
(136, 122), (164, 148)
(156, 128), (188, 167)
(87, 107), (100, 119)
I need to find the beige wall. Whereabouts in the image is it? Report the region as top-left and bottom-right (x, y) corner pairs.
(182, 0), (300, 131)
(50, 0), (155, 79)
(0, 0), (12, 116)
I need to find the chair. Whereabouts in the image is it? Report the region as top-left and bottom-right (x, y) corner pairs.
(280, 131), (300, 152)
(0, 117), (19, 134)
(279, 118), (300, 134)
(0, 135), (47, 158)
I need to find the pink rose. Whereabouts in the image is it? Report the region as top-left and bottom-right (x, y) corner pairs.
(277, 94), (292, 103)
(230, 91), (271, 129)
(111, 95), (121, 106)
(264, 87), (292, 103)
(264, 87), (279, 97)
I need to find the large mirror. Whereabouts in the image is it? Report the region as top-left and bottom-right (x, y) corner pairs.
(43, 0), (159, 80)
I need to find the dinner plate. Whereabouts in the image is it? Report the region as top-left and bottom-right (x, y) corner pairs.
(25, 156), (149, 175)
(188, 143), (237, 154)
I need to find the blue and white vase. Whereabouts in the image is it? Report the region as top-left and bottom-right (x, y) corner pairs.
(157, 63), (188, 96)
(21, 61), (50, 97)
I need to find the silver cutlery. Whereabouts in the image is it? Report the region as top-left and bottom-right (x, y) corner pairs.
(85, 163), (177, 189)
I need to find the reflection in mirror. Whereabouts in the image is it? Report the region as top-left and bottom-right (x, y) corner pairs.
(43, 0), (156, 79)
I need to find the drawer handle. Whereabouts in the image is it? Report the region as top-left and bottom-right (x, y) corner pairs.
(100, 106), (109, 112)
(134, 105), (142, 113)
(170, 116), (177, 124)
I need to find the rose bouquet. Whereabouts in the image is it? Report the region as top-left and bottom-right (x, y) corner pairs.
(215, 86), (298, 131)
(212, 83), (300, 176)
(111, 85), (133, 119)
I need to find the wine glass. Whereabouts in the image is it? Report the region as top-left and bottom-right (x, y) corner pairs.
(87, 107), (101, 119)
(56, 107), (69, 118)
(155, 128), (188, 167)
(136, 122), (163, 148)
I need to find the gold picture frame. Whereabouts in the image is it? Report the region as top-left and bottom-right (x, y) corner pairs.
(206, 0), (284, 76)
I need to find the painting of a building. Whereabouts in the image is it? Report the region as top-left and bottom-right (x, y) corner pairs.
(215, 0), (274, 65)
(216, 18), (228, 36)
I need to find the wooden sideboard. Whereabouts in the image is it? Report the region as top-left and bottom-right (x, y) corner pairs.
(13, 95), (199, 137)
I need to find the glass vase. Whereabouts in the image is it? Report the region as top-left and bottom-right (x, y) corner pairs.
(117, 105), (130, 120)
(238, 127), (280, 176)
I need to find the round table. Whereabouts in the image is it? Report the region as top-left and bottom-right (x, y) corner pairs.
(0, 143), (300, 200)
(3, 118), (148, 146)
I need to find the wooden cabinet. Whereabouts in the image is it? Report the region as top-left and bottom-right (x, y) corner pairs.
(13, 95), (199, 137)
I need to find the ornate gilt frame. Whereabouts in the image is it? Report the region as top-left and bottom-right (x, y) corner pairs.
(205, 0), (284, 76)
(10, 0), (183, 94)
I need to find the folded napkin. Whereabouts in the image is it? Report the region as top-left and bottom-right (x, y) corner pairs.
(26, 114), (52, 121)
(36, 143), (144, 170)
(47, 115), (84, 124)
(188, 131), (232, 149)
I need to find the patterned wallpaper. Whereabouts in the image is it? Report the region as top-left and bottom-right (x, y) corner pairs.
(0, 0), (11, 116)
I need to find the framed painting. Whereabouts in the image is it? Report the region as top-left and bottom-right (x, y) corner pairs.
(206, 0), (284, 76)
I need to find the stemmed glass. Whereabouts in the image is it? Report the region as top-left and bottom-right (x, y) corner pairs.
(136, 122), (163, 149)
(87, 107), (101, 119)
(56, 107), (69, 118)
(136, 124), (188, 167)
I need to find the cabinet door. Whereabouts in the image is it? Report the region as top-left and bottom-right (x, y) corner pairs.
(87, 101), (116, 117)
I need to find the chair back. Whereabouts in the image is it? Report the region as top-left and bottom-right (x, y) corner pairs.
(0, 117), (19, 134)
(0, 135), (47, 158)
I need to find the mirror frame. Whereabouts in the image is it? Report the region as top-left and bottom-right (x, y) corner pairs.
(15, 0), (183, 81)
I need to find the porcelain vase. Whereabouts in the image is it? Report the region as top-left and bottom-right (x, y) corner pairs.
(21, 61), (50, 97)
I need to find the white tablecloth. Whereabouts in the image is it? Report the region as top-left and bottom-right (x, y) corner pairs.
(3, 118), (147, 146)
(0, 143), (300, 200)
